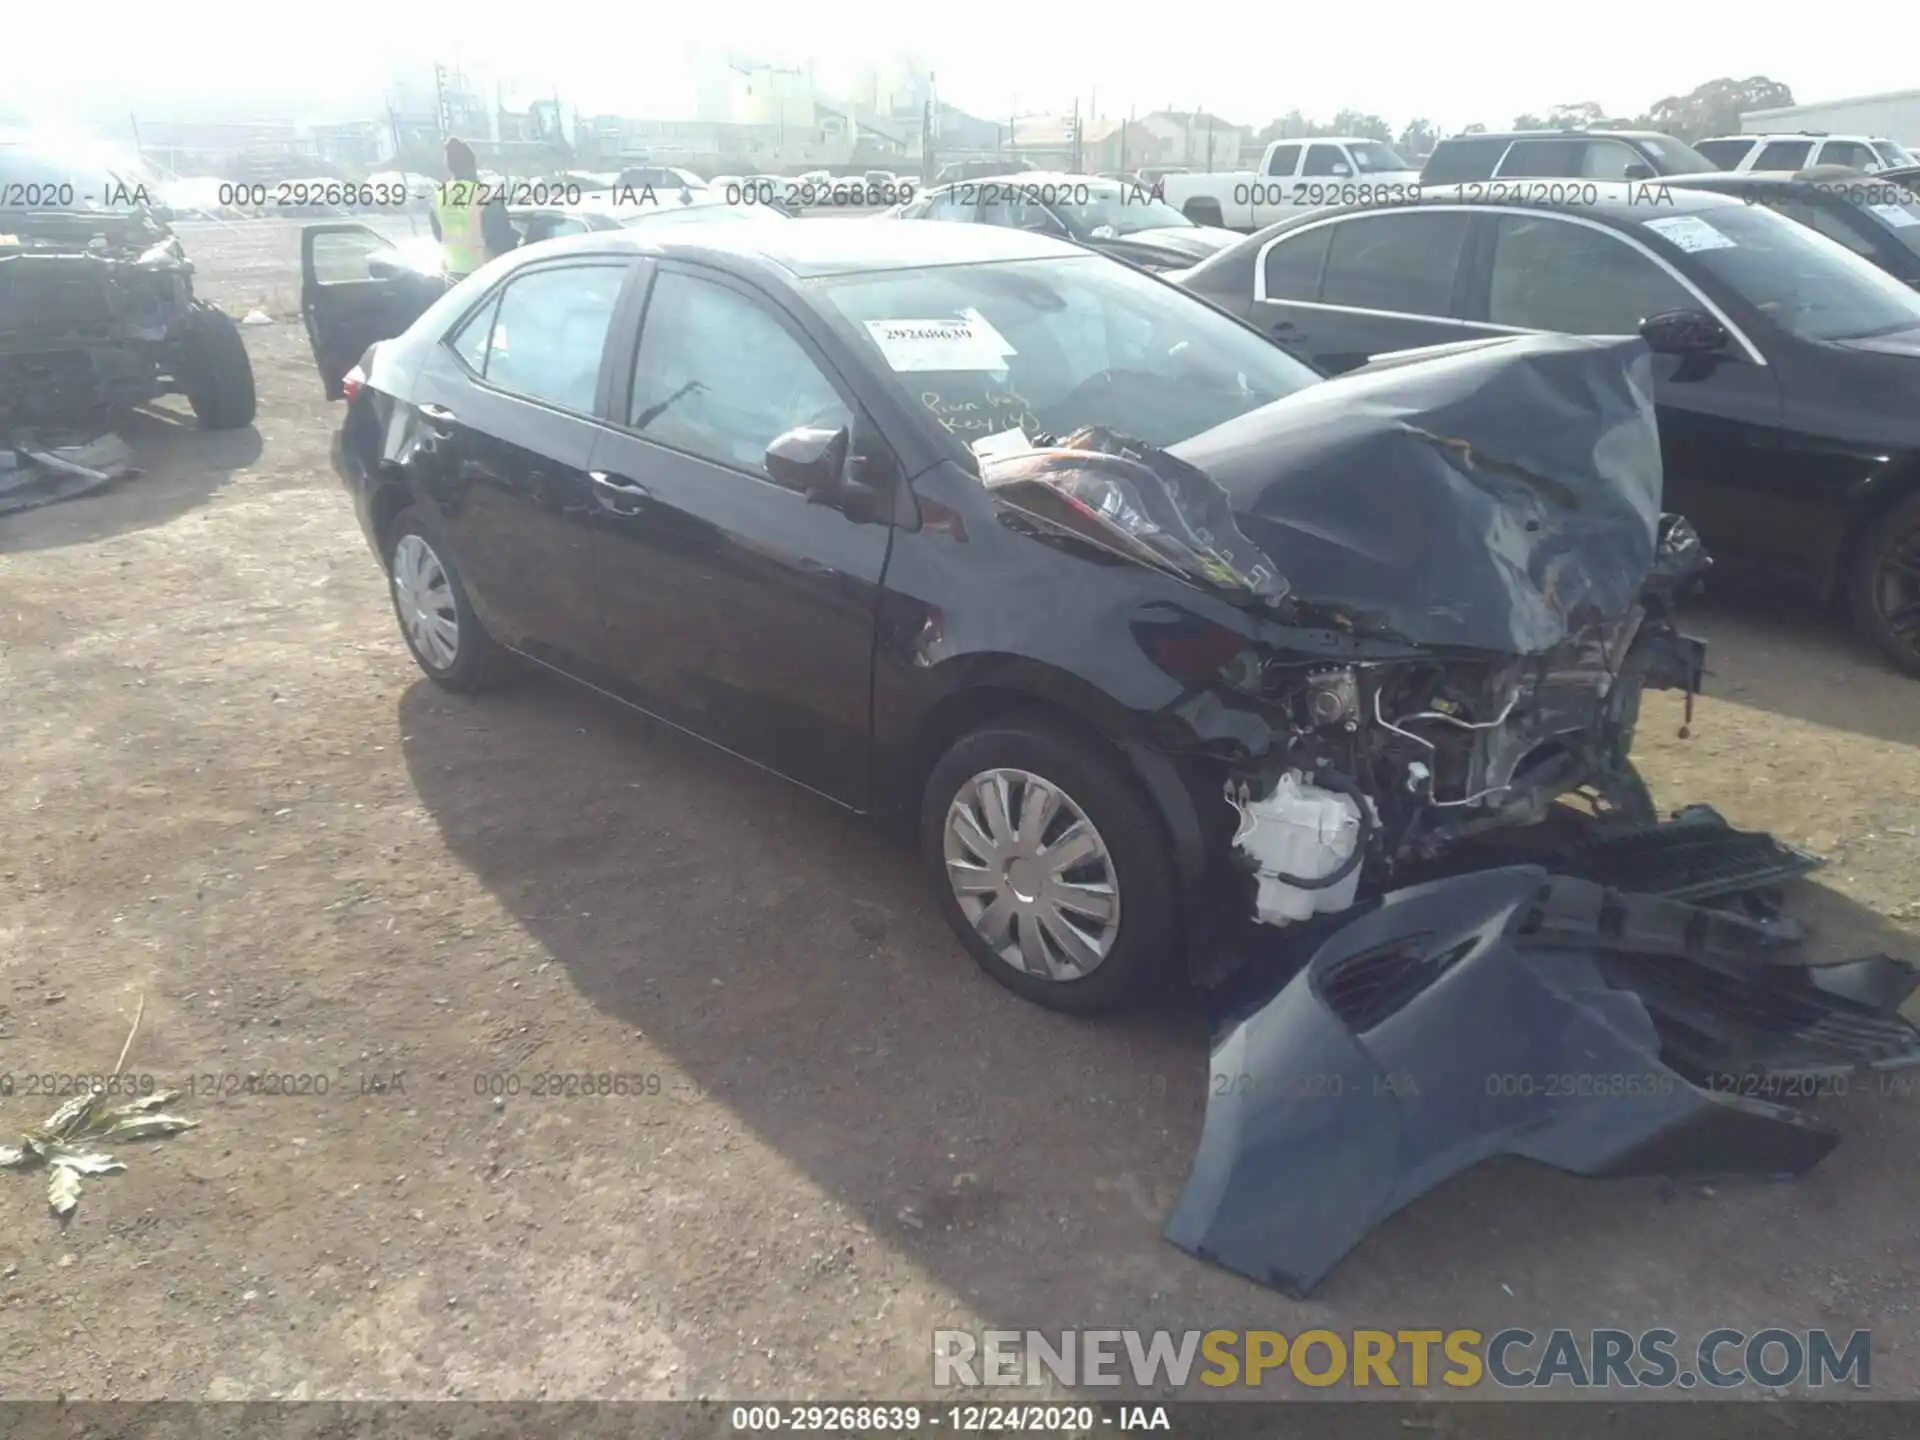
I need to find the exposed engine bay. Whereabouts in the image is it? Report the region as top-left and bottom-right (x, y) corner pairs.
(981, 334), (1710, 927)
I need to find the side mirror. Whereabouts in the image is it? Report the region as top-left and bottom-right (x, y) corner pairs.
(765, 424), (851, 503)
(1623, 162), (1655, 181)
(1640, 308), (1729, 356)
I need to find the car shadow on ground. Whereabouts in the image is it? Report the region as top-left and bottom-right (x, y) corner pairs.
(397, 670), (1920, 1340)
(1679, 579), (1919, 750)
(0, 404), (262, 555)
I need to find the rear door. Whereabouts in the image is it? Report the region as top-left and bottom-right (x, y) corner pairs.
(1462, 210), (1788, 560)
(301, 222), (440, 399)
(402, 258), (638, 665)
(581, 263), (896, 806)
(1251, 210), (1478, 371)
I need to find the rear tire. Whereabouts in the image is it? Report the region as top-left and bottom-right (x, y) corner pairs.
(385, 507), (509, 693)
(183, 301), (257, 430)
(919, 716), (1180, 1014)
(1847, 491), (1920, 678)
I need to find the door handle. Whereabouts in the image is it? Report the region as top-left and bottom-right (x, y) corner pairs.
(590, 471), (651, 498)
(418, 402), (457, 429)
(1269, 318), (1297, 335)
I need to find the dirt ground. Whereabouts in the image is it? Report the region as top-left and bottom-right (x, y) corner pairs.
(3, 218), (1920, 1404)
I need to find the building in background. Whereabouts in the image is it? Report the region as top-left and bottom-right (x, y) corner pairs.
(698, 59), (817, 132)
(1741, 87), (1920, 145)
(1086, 110), (1248, 173)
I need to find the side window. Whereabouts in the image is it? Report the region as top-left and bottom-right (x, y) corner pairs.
(478, 264), (627, 412)
(1753, 140), (1813, 171)
(1262, 224), (1333, 299)
(1774, 199), (1883, 259)
(448, 292), (500, 373)
(1579, 142), (1642, 180)
(627, 271), (852, 474)
(309, 228), (393, 284)
(1495, 139), (1584, 177)
(1264, 144), (1302, 177)
(1302, 144), (1350, 177)
(1695, 138), (1757, 169)
(922, 189), (975, 221)
(1420, 138), (1504, 184)
(1487, 216), (1694, 333)
(1818, 141), (1879, 171)
(1320, 212), (1470, 316)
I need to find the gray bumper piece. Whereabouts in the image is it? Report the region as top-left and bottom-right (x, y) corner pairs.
(1164, 865), (1920, 1298)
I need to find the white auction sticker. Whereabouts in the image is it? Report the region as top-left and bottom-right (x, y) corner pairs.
(969, 426), (1036, 462)
(865, 316), (1016, 372)
(1643, 215), (1737, 253)
(1869, 203), (1920, 229)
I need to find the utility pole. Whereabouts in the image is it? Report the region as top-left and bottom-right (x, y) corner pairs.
(433, 63), (454, 144)
(1205, 108), (1214, 173)
(1070, 96), (1081, 173)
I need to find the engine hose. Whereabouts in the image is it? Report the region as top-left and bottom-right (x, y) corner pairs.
(1247, 768), (1377, 891)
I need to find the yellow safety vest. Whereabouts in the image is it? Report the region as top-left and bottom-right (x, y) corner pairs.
(435, 180), (488, 276)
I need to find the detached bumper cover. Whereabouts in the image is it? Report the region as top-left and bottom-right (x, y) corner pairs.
(1165, 866), (1920, 1298)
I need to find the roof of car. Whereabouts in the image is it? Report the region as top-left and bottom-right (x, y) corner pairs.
(1403, 179), (1744, 217)
(526, 214), (1086, 276)
(1436, 129), (1678, 143)
(1698, 132), (1897, 142)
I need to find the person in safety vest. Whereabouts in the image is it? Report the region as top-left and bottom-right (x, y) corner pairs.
(430, 137), (515, 279)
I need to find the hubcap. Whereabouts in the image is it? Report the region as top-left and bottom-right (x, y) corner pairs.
(391, 533), (460, 670)
(1872, 525), (1920, 655)
(943, 768), (1120, 982)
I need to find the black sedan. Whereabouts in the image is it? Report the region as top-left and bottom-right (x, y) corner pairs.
(1177, 183), (1920, 675)
(880, 172), (1241, 270)
(317, 220), (1706, 1013)
(1664, 170), (1920, 287)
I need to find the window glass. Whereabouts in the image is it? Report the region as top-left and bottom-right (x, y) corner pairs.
(1695, 138), (1757, 169)
(1818, 141), (1880, 171)
(1873, 141), (1917, 167)
(310, 229), (393, 284)
(1347, 142), (1412, 173)
(1421, 137), (1505, 184)
(480, 264), (626, 412)
(1772, 199), (1882, 260)
(1579, 142), (1643, 179)
(1262, 224), (1332, 299)
(1264, 144), (1301, 177)
(1753, 140), (1814, 171)
(1496, 139), (1584, 177)
(449, 292), (500, 372)
(1489, 215), (1692, 332)
(922, 188), (975, 221)
(1302, 144), (1350, 177)
(628, 271), (851, 472)
(1320, 212), (1469, 315)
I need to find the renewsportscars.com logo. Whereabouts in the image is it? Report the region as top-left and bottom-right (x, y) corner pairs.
(932, 1327), (1871, 1391)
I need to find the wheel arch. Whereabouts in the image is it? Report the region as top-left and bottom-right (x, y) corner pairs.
(1833, 454), (1920, 599)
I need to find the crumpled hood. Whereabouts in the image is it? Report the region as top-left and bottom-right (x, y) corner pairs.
(1171, 333), (1664, 653)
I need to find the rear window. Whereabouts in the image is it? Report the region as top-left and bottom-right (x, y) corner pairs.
(1420, 137), (1507, 184)
(1695, 138), (1756, 169)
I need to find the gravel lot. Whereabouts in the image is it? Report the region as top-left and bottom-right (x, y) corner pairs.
(3, 218), (1919, 1404)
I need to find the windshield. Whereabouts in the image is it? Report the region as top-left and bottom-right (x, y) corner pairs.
(1054, 181), (1195, 236)
(1858, 188), (1920, 257)
(1643, 203), (1920, 341)
(1635, 136), (1718, 175)
(1875, 141), (1917, 168)
(1347, 142), (1413, 174)
(818, 254), (1321, 454)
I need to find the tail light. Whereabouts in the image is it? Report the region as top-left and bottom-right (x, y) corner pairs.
(340, 343), (380, 403)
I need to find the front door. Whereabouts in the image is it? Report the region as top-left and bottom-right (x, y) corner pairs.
(581, 264), (894, 807)
(403, 258), (635, 663)
(300, 223), (442, 399)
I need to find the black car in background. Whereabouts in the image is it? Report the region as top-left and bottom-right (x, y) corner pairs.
(1176, 184), (1920, 674)
(1665, 171), (1920, 287)
(881, 173), (1241, 271)
(309, 220), (1706, 1014)
(1420, 130), (1718, 183)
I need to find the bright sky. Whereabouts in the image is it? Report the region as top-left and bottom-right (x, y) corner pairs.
(8, 1), (1911, 134)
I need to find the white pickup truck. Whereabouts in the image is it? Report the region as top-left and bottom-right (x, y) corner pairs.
(1159, 137), (1423, 231)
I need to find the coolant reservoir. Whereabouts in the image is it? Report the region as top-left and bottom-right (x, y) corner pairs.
(1233, 772), (1364, 926)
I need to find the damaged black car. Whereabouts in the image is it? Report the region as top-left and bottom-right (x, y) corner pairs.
(0, 135), (256, 437)
(333, 220), (1721, 1013)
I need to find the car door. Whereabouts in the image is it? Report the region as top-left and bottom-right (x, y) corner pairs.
(1251, 210), (1477, 370)
(300, 222), (442, 399)
(403, 258), (637, 666)
(581, 263), (896, 806)
(1464, 209), (1789, 561)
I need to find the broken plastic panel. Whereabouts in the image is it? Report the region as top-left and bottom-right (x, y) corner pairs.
(1165, 865), (1920, 1298)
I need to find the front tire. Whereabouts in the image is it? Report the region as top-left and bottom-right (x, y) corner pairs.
(183, 301), (258, 430)
(1848, 491), (1920, 678)
(920, 717), (1180, 1014)
(385, 507), (508, 692)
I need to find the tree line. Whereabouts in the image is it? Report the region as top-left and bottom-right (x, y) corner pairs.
(1256, 76), (1796, 156)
